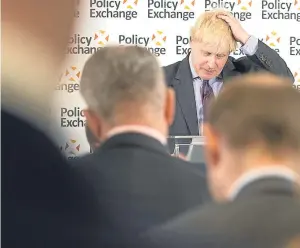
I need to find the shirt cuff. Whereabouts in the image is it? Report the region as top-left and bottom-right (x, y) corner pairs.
(240, 36), (258, 56)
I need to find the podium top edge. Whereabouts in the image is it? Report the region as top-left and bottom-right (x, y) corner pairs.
(167, 136), (205, 138)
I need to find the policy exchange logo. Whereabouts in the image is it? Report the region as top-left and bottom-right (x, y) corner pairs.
(294, 0), (300, 10)
(60, 139), (81, 158)
(293, 69), (300, 91)
(180, 0), (196, 10)
(56, 66), (81, 93)
(93, 30), (110, 47)
(123, 0), (138, 9)
(152, 30), (167, 46)
(147, 0), (195, 21)
(237, 0), (252, 11)
(204, 0), (252, 11)
(118, 30), (167, 56)
(265, 31), (281, 49)
(63, 66), (81, 83)
(204, 0), (252, 21)
(294, 69), (300, 83)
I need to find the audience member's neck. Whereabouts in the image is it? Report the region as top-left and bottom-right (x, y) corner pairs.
(2, 23), (62, 132)
(240, 148), (299, 172)
(102, 119), (168, 145)
(224, 149), (300, 200)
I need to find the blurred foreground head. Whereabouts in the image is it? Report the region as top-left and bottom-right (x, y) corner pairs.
(2, 0), (75, 125)
(204, 73), (300, 201)
(284, 234), (300, 248)
(80, 45), (175, 142)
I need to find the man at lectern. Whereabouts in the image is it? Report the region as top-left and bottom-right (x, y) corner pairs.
(164, 10), (294, 137)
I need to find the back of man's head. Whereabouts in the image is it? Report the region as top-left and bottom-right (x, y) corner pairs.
(284, 234), (300, 248)
(3, 0), (75, 60)
(204, 73), (300, 200)
(208, 74), (300, 156)
(80, 45), (175, 140)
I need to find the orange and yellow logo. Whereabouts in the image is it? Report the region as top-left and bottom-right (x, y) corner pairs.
(94, 30), (110, 46)
(294, 0), (300, 10)
(265, 31), (281, 48)
(180, 0), (195, 10)
(63, 66), (81, 83)
(237, 0), (252, 11)
(151, 31), (167, 46)
(60, 139), (81, 156)
(294, 69), (300, 83)
(123, 0), (138, 9)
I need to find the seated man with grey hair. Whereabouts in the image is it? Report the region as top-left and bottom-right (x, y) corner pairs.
(73, 45), (209, 247)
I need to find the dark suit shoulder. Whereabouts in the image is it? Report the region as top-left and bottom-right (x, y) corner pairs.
(145, 195), (300, 248)
(156, 194), (300, 231)
(2, 110), (70, 188)
(2, 110), (102, 247)
(72, 142), (208, 203)
(74, 143), (205, 176)
(71, 151), (100, 173)
(227, 54), (263, 74)
(1, 110), (95, 207)
(168, 156), (206, 177)
(162, 60), (182, 86)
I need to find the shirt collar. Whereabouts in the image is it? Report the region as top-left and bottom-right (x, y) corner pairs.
(228, 166), (299, 201)
(105, 125), (167, 145)
(189, 55), (199, 79)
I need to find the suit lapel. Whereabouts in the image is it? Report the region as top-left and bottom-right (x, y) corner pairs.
(221, 58), (242, 83)
(170, 56), (241, 135)
(172, 56), (199, 135)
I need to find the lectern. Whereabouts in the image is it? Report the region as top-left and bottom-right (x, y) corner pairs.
(167, 136), (206, 164)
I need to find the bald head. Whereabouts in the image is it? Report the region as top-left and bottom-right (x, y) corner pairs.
(2, 0), (76, 126)
(224, 73), (293, 87)
(2, 0), (75, 58)
(208, 73), (300, 155)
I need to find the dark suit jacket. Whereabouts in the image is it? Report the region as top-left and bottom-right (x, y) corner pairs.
(72, 132), (210, 246)
(164, 40), (294, 136)
(2, 110), (101, 248)
(144, 177), (300, 248)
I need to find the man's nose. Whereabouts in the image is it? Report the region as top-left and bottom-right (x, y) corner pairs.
(207, 56), (216, 68)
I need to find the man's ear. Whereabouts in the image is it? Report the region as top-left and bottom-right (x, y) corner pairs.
(165, 87), (175, 126)
(83, 109), (101, 139)
(204, 124), (221, 170)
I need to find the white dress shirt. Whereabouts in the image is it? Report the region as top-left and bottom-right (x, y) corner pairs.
(190, 36), (259, 134)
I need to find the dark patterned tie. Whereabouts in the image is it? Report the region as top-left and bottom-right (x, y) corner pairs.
(201, 80), (215, 122)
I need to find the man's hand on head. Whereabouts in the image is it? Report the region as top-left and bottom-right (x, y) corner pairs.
(217, 12), (250, 45)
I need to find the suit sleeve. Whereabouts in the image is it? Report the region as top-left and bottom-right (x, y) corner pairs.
(234, 38), (294, 83)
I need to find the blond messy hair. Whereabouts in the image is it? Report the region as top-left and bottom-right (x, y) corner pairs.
(190, 10), (237, 53)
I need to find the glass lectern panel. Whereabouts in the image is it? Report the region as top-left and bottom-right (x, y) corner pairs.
(167, 136), (206, 164)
